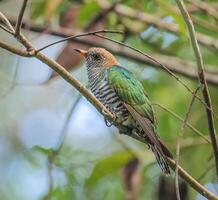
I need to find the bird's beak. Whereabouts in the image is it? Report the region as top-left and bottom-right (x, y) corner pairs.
(74, 49), (88, 57)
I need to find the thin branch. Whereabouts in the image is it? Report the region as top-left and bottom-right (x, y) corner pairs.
(5, 17), (218, 86)
(0, 41), (30, 56)
(42, 95), (82, 199)
(36, 30), (124, 52)
(0, 12), (14, 33)
(176, 0), (218, 179)
(166, 157), (218, 200)
(175, 86), (200, 200)
(153, 103), (210, 143)
(54, 94), (82, 152)
(168, 137), (209, 149)
(0, 55), (20, 98)
(15, 0), (28, 36)
(190, 0), (218, 20)
(99, 1), (218, 51)
(0, 24), (14, 34)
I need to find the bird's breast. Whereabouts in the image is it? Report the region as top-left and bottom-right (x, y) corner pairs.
(89, 78), (129, 123)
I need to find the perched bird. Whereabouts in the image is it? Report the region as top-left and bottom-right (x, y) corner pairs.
(74, 47), (172, 174)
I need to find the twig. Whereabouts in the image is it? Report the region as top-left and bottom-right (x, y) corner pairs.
(42, 95), (82, 199)
(0, 24), (13, 34)
(0, 12), (14, 33)
(99, 1), (218, 51)
(190, 0), (218, 20)
(15, 0), (28, 36)
(175, 86), (200, 200)
(0, 55), (20, 98)
(36, 30), (124, 52)
(166, 157), (218, 200)
(168, 137), (209, 149)
(54, 94), (82, 152)
(0, 41), (30, 56)
(176, 0), (218, 179)
(153, 103), (210, 143)
(5, 17), (218, 86)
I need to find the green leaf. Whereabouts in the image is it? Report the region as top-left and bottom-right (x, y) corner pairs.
(30, 0), (46, 20)
(77, 1), (100, 27)
(85, 151), (134, 187)
(32, 145), (55, 156)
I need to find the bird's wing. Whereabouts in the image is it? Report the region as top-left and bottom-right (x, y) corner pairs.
(107, 65), (155, 123)
(107, 66), (172, 157)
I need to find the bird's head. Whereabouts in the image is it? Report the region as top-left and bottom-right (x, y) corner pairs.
(74, 47), (118, 68)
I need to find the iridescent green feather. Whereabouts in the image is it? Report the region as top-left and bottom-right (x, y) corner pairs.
(107, 66), (155, 124)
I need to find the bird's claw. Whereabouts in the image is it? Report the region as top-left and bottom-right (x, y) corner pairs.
(104, 113), (117, 127)
(104, 118), (113, 127)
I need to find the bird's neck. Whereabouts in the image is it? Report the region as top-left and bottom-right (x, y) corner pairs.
(86, 64), (107, 86)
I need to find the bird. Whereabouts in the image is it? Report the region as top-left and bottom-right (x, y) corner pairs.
(74, 47), (173, 174)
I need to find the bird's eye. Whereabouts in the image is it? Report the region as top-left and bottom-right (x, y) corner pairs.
(93, 53), (101, 61)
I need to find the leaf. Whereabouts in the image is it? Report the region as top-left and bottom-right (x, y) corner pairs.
(32, 145), (55, 156)
(85, 151), (134, 187)
(30, 0), (46, 20)
(77, 1), (100, 27)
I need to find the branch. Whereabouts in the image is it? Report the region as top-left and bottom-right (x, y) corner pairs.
(166, 157), (218, 200)
(0, 12), (14, 34)
(6, 17), (218, 86)
(0, 41), (30, 56)
(36, 30), (124, 52)
(99, 1), (218, 51)
(15, 0), (28, 36)
(190, 0), (218, 20)
(153, 103), (210, 144)
(175, 86), (200, 200)
(176, 0), (218, 179)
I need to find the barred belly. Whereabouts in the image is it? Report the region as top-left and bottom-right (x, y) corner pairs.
(90, 79), (130, 125)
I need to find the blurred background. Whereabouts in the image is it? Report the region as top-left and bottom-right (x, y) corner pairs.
(0, 0), (218, 199)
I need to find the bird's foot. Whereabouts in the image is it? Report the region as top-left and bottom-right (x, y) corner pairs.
(104, 114), (117, 127)
(104, 118), (113, 127)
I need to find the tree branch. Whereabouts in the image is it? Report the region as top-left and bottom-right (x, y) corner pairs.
(175, 86), (200, 200)
(36, 30), (124, 52)
(6, 17), (218, 86)
(190, 0), (218, 20)
(167, 157), (218, 200)
(15, 0), (28, 36)
(176, 0), (218, 179)
(0, 41), (30, 56)
(99, 1), (218, 51)
(0, 12), (14, 34)
(153, 103), (210, 144)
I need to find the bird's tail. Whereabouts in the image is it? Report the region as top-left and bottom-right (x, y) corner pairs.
(149, 141), (172, 175)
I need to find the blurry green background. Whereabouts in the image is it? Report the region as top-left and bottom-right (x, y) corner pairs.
(0, 0), (218, 199)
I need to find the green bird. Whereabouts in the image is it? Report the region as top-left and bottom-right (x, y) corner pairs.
(74, 47), (172, 174)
